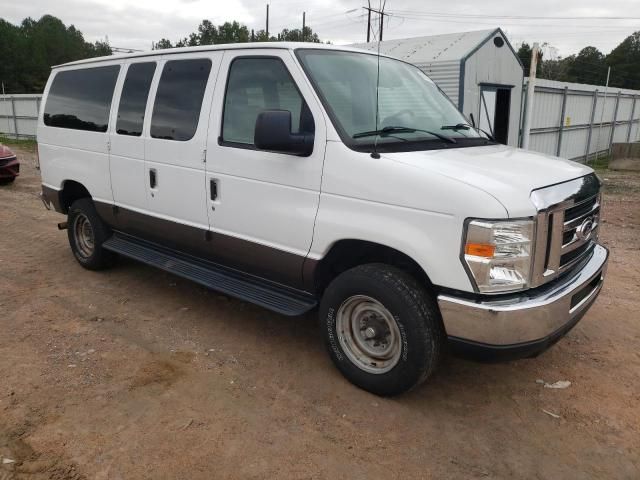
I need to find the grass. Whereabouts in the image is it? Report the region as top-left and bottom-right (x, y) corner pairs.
(585, 154), (610, 172)
(0, 135), (37, 151)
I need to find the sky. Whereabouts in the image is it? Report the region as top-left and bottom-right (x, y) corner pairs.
(2, 0), (639, 58)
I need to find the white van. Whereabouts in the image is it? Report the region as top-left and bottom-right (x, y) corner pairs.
(38, 43), (608, 395)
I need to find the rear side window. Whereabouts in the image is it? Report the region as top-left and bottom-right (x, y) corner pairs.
(116, 62), (156, 136)
(150, 59), (212, 141)
(44, 65), (120, 132)
(222, 57), (314, 145)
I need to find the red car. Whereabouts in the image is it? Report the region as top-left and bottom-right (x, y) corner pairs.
(0, 143), (19, 184)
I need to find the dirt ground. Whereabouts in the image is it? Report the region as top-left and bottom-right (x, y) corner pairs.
(1, 145), (639, 480)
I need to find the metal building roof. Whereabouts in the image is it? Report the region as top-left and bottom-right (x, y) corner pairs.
(350, 29), (499, 64)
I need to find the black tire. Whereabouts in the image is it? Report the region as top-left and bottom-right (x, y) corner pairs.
(67, 198), (116, 270)
(0, 177), (16, 185)
(320, 263), (444, 396)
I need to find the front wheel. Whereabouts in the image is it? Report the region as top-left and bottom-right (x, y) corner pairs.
(320, 264), (444, 396)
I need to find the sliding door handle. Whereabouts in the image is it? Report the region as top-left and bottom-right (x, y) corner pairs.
(149, 169), (157, 189)
(210, 179), (218, 201)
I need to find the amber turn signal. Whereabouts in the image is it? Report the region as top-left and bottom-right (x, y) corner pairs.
(465, 243), (496, 258)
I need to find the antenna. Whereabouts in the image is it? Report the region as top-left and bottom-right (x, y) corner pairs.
(371, 0), (386, 159)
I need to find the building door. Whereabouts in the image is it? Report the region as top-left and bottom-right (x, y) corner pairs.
(479, 86), (511, 144)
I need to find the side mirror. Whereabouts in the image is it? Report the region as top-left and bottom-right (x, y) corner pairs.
(254, 110), (314, 156)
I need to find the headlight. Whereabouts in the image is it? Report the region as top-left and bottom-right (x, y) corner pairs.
(462, 219), (534, 293)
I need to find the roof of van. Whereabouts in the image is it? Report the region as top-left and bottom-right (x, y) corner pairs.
(54, 42), (380, 68)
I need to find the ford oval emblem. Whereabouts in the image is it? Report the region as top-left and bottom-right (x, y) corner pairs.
(576, 217), (595, 241)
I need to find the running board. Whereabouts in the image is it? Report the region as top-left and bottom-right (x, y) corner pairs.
(102, 233), (317, 316)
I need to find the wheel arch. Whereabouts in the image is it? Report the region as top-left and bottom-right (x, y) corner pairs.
(58, 180), (92, 214)
(309, 238), (435, 295)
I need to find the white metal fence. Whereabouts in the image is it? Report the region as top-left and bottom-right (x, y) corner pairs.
(522, 78), (640, 161)
(0, 94), (41, 139)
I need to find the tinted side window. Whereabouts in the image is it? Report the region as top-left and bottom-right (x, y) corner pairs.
(116, 62), (156, 136)
(44, 65), (120, 132)
(222, 58), (314, 145)
(150, 59), (212, 141)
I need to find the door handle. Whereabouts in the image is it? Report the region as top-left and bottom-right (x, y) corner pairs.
(149, 169), (157, 189)
(210, 179), (218, 201)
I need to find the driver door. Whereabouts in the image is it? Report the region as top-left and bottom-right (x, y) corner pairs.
(204, 50), (326, 288)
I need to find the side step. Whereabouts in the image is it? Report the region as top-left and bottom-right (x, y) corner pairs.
(102, 233), (317, 316)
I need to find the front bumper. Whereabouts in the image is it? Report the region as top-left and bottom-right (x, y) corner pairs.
(438, 244), (609, 361)
(0, 156), (19, 179)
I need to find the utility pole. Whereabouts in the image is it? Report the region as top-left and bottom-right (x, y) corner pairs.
(302, 11), (306, 42)
(266, 4), (269, 39)
(366, 1), (371, 42)
(363, 4), (389, 42)
(522, 42), (540, 150)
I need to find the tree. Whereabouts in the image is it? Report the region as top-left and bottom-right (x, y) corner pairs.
(153, 38), (173, 50)
(90, 40), (113, 57)
(153, 19), (323, 48)
(607, 31), (640, 89)
(215, 21), (249, 44)
(275, 27), (321, 43)
(0, 19), (25, 93)
(538, 55), (575, 82)
(568, 46), (607, 85)
(197, 20), (217, 45)
(0, 15), (112, 93)
(252, 29), (276, 42)
(517, 43), (533, 76)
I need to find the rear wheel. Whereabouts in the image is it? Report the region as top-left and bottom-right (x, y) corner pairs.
(320, 263), (444, 396)
(67, 198), (116, 270)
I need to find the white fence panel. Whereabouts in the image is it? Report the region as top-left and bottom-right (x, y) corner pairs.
(524, 78), (640, 161)
(0, 94), (41, 139)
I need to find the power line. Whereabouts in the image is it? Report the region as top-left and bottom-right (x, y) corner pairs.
(386, 13), (636, 29)
(389, 10), (640, 20)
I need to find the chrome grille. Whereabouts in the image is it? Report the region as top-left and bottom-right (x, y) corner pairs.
(559, 195), (599, 271)
(530, 174), (601, 288)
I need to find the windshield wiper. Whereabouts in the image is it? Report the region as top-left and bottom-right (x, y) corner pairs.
(442, 122), (496, 142)
(441, 123), (471, 131)
(353, 126), (456, 144)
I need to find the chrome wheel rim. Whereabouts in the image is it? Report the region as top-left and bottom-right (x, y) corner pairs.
(73, 213), (95, 258)
(336, 295), (402, 374)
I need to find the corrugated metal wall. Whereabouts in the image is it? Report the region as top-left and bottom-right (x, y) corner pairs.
(414, 60), (461, 106)
(0, 94), (41, 138)
(524, 79), (640, 161)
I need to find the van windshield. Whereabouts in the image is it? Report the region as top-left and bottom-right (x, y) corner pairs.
(296, 49), (492, 153)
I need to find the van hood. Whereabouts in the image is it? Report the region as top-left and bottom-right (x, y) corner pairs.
(381, 144), (593, 217)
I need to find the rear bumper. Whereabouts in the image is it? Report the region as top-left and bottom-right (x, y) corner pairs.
(437, 244), (609, 361)
(0, 156), (19, 179)
(41, 184), (64, 213)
